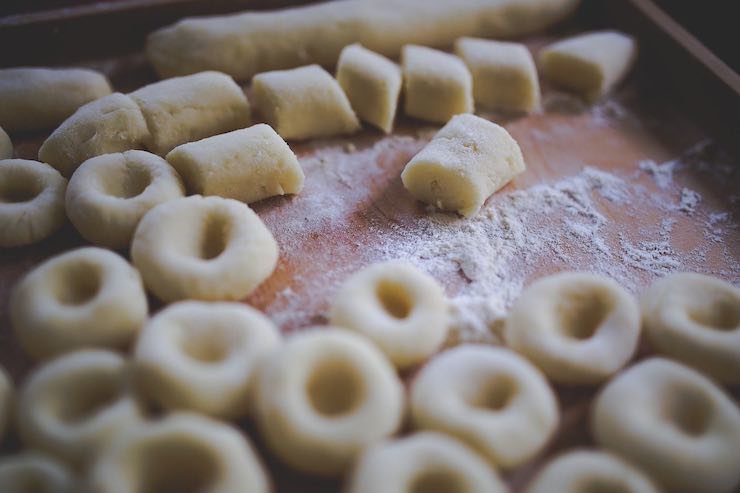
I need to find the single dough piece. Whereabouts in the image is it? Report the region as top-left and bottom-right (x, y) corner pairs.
(0, 365), (12, 443)
(539, 30), (637, 102)
(0, 453), (77, 493)
(0, 159), (67, 248)
(10, 247), (148, 360)
(401, 113), (525, 217)
(455, 37), (540, 113)
(134, 301), (281, 419)
(146, 0), (579, 80)
(524, 450), (660, 493)
(131, 195), (278, 302)
(642, 273), (740, 384)
(253, 65), (360, 140)
(505, 272), (641, 384)
(336, 44), (402, 133)
(329, 260), (449, 369)
(349, 432), (507, 493)
(410, 344), (558, 469)
(38, 93), (150, 178)
(17, 350), (143, 467)
(66, 150), (184, 249)
(166, 124), (304, 203)
(256, 328), (404, 476)
(129, 71), (251, 156)
(592, 358), (740, 493)
(402, 45), (473, 123)
(0, 67), (111, 132)
(0, 126), (12, 159)
(89, 413), (270, 493)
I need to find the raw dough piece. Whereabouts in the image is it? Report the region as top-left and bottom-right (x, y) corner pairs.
(402, 45), (473, 123)
(329, 260), (449, 369)
(129, 71), (251, 155)
(252, 65), (360, 140)
(0, 453), (76, 493)
(539, 30), (637, 102)
(66, 150), (184, 249)
(0, 159), (67, 248)
(401, 113), (525, 217)
(336, 44), (402, 133)
(256, 328), (404, 476)
(89, 413), (270, 493)
(349, 432), (507, 493)
(38, 93), (150, 178)
(146, 0), (579, 80)
(0, 126), (11, 159)
(166, 124), (304, 203)
(525, 450), (659, 493)
(10, 247), (148, 360)
(131, 195), (278, 302)
(17, 350), (143, 467)
(411, 345), (558, 469)
(642, 273), (740, 384)
(505, 272), (641, 384)
(592, 358), (740, 493)
(134, 301), (281, 418)
(0, 67), (111, 132)
(455, 37), (540, 113)
(0, 365), (11, 443)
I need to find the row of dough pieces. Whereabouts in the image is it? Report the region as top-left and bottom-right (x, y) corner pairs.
(1, 262), (739, 491)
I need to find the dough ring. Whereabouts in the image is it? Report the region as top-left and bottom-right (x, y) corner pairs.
(329, 260), (449, 369)
(255, 328), (404, 476)
(131, 195), (278, 302)
(89, 413), (270, 493)
(505, 272), (641, 384)
(0, 453), (77, 493)
(592, 358), (740, 493)
(410, 344), (558, 469)
(10, 247), (148, 360)
(348, 432), (507, 493)
(66, 150), (184, 249)
(134, 300), (281, 419)
(0, 365), (12, 443)
(0, 159), (67, 248)
(17, 350), (143, 467)
(642, 272), (740, 384)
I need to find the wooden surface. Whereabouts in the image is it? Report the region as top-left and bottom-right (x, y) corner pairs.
(1, 0), (739, 491)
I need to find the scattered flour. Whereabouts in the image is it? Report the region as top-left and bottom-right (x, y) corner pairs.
(639, 159), (676, 189)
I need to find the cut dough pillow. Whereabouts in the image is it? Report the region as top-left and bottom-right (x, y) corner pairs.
(401, 113), (525, 217)
(539, 30), (636, 102)
(0, 126), (11, 159)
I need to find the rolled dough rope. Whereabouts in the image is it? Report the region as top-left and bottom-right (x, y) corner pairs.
(166, 124), (304, 203)
(0, 126), (11, 159)
(401, 113), (525, 217)
(0, 365), (11, 444)
(146, 0), (580, 80)
(0, 453), (76, 493)
(0, 67), (111, 133)
(539, 30), (637, 102)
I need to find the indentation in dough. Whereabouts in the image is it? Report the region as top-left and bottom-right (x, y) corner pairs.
(376, 280), (413, 319)
(663, 385), (712, 437)
(556, 289), (612, 340)
(0, 173), (43, 203)
(578, 479), (630, 493)
(198, 212), (231, 260)
(136, 440), (219, 493)
(689, 298), (740, 331)
(54, 261), (102, 306)
(307, 359), (364, 417)
(53, 375), (119, 424)
(470, 375), (517, 412)
(410, 470), (467, 493)
(103, 165), (152, 199)
(179, 327), (230, 364)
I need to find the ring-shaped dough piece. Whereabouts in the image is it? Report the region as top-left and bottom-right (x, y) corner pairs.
(88, 413), (270, 493)
(17, 350), (143, 467)
(524, 450), (660, 493)
(505, 272), (641, 384)
(10, 247), (148, 360)
(410, 344), (558, 470)
(131, 195), (278, 302)
(66, 150), (184, 249)
(0, 453), (77, 493)
(592, 358), (740, 493)
(255, 328), (404, 476)
(0, 365), (12, 443)
(642, 272), (740, 384)
(0, 126), (12, 159)
(329, 260), (449, 369)
(134, 300), (281, 419)
(348, 432), (507, 493)
(0, 159), (67, 248)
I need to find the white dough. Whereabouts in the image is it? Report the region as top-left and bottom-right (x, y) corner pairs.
(0, 126), (11, 159)
(329, 260), (449, 369)
(336, 44), (402, 133)
(401, 113), (525, 217)
(539, 30), (637, 102)
(166, 124), (304, 203)
(252, 65), (360, 140)
(455, 37), (540, 113)
(402, 45), (473, 123)
(0, 365), (12, 443)
(0, 453), (77, 493)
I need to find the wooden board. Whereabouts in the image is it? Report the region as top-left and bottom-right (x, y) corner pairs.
(1, 1), (739, 491)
